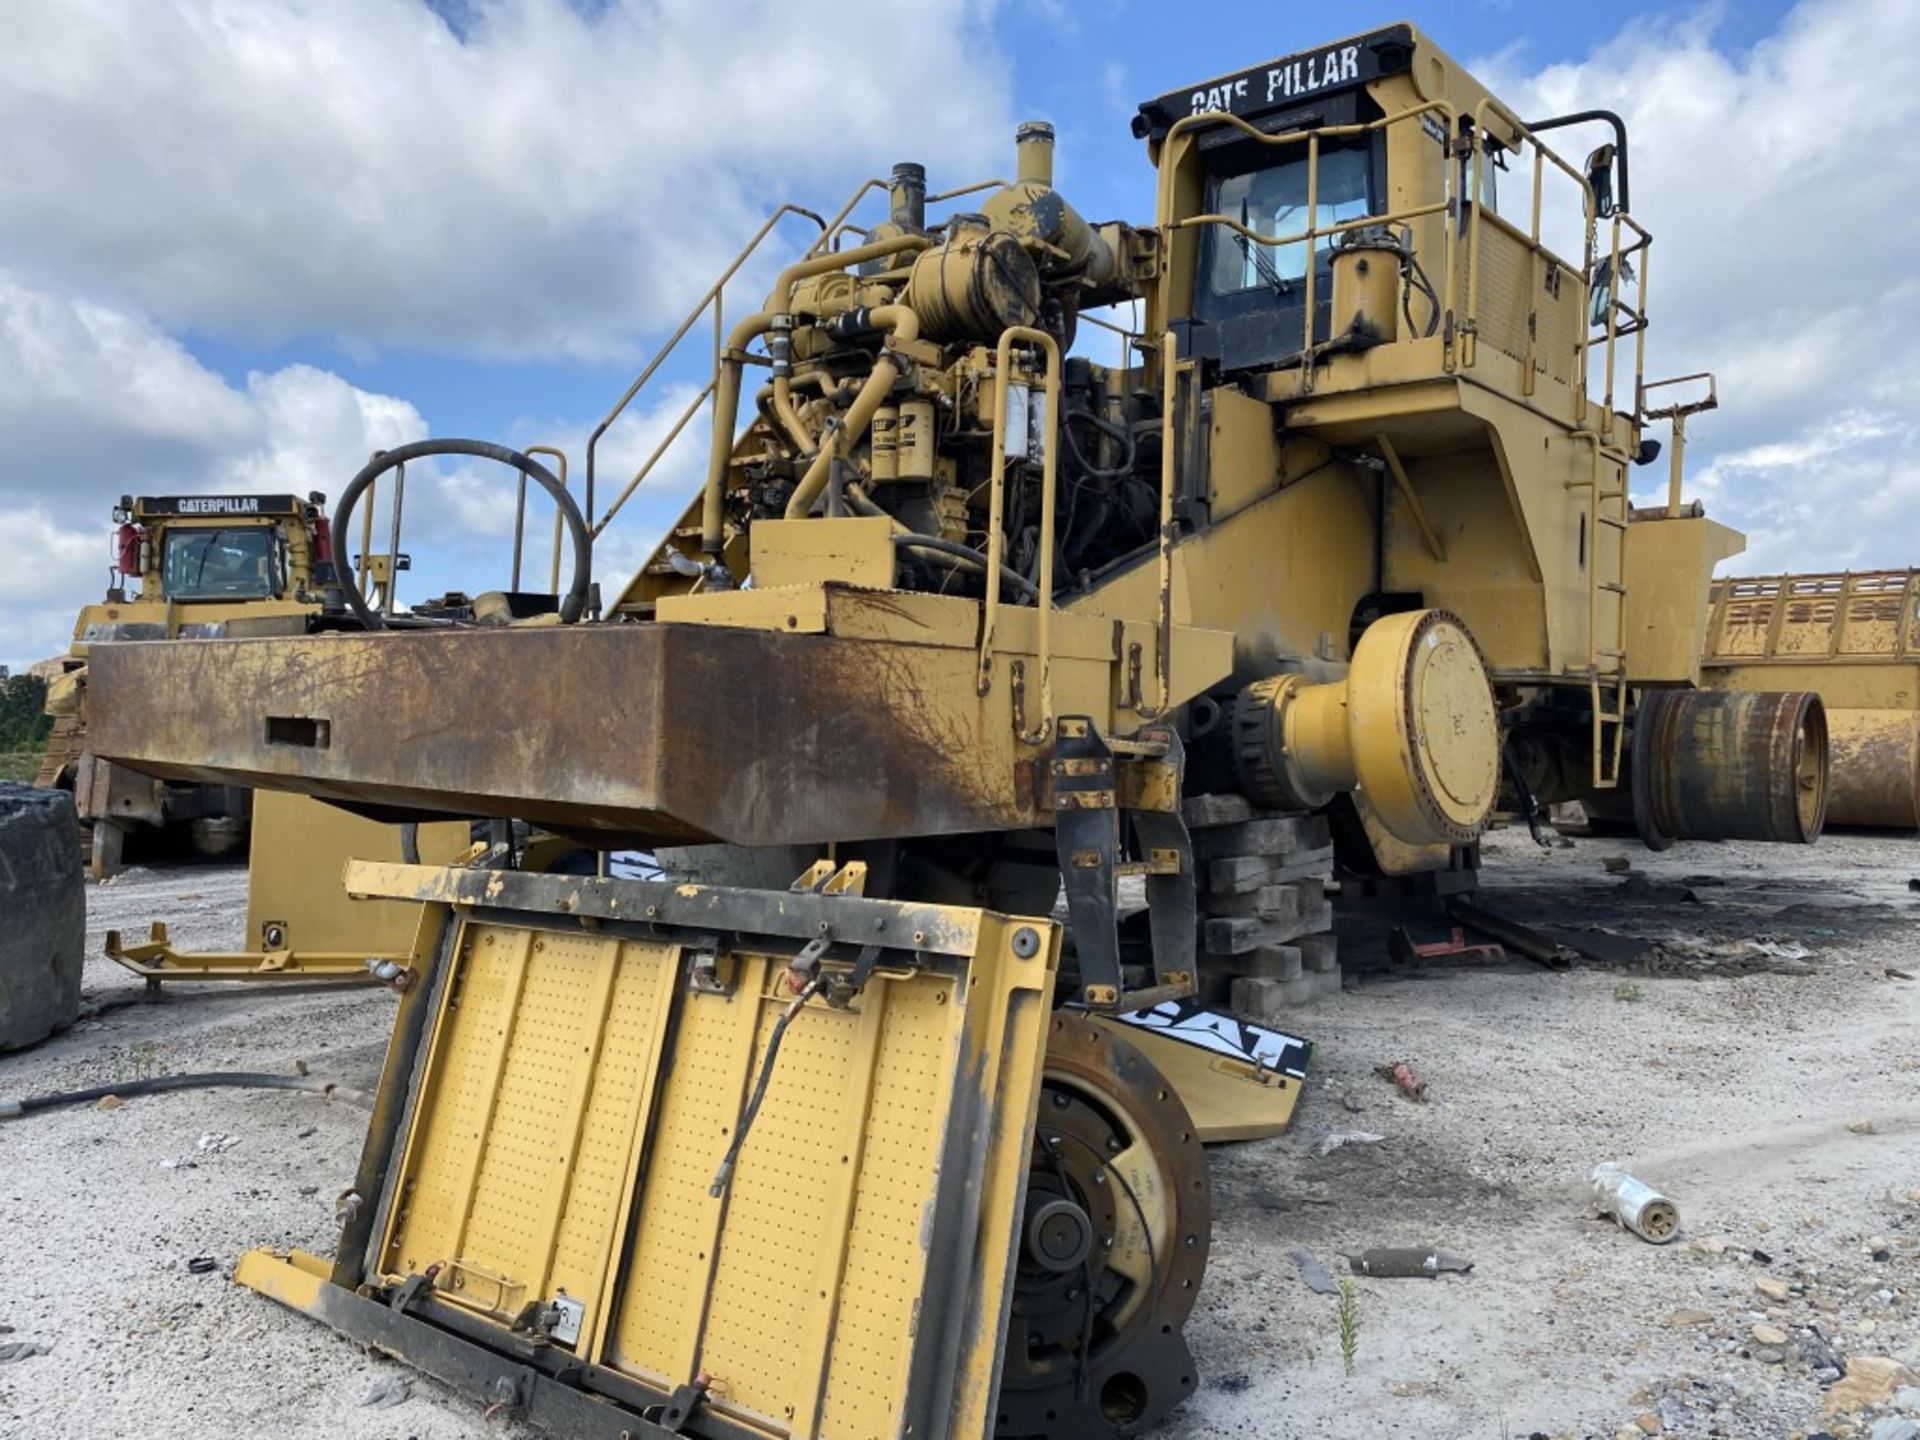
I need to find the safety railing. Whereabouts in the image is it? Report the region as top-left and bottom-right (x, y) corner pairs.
(1155, 102), (1462, 393)
(1637, 371), (1716, 517)
(580, 183), (894, 541)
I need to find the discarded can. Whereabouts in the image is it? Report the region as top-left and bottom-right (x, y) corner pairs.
(1590, 1162), (1680, 1243)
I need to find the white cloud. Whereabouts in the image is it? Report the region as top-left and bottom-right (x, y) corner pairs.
(0, 0), (1013, 361)
(0, 275), (428, 667)
(1479, 0), (1920, 576)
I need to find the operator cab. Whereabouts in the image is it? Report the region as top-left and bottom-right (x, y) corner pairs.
(1135, 27), (1415, 373)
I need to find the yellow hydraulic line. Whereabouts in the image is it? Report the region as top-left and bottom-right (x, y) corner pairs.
(700, 311), (775, 550)
(782, 305), (920, 521)
(769, 233), (930, 313)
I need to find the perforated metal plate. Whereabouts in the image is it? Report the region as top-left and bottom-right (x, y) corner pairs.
(367, 867), (1057, 1440)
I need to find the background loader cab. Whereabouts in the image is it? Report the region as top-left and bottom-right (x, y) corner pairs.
(38, 491), (343, 878)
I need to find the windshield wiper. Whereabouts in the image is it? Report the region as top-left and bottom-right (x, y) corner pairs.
(1235, 198), (1292, 297)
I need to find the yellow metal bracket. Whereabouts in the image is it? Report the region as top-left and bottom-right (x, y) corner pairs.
(104, 920), (403, 987)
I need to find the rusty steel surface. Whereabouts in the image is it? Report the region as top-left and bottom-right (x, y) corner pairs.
(1631, 689), (1829, 850)
(86, 625), (1031, 847)
(1824, 708), (1920, 829)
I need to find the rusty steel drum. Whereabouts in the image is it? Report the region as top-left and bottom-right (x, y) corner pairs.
(1631, 689), (1828, 850)
(1823, 708), (1920, 829)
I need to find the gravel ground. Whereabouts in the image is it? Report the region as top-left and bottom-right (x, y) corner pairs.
(1, 830), (1916, 1440)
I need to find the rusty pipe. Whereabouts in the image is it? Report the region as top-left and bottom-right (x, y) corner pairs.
(783, 305), (919, 520)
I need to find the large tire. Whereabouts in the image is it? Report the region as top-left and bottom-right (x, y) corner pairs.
(0, 782), (86, 1052)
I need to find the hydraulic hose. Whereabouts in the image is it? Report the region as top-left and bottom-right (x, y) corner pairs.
(332, 439), (591, 629)
(893, 534), (1040, 600)
(1, 1070), (376, 1120)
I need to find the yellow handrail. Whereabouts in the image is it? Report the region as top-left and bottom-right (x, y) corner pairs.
(1136, 330), (1182, 720)
(511, 445), (569, 592)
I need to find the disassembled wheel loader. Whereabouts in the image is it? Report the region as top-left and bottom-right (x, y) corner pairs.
(89, 24), (1830, 1438)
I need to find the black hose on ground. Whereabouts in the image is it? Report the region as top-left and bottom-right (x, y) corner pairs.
(1, 1070), (375, 1120)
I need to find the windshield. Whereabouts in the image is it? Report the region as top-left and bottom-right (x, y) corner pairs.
(1206, 144), (1372, 294)
(161, 526), (279, 600)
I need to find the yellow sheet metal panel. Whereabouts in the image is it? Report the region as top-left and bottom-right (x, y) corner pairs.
(1620, 514), (1743, 684)
(1706, 571), (1920, 665)
(356, 863), (1056, 1440)
(245, 791), (467, 956)
(609, 955), (766, 1383)
(751, 516), (899, 590)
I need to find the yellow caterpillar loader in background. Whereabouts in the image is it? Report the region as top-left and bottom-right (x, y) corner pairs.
(38, 491), (342, 879)
(87, 23), (1830, 1439)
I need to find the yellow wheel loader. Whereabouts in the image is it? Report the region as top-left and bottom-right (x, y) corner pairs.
(88, 24), (1828, 1438)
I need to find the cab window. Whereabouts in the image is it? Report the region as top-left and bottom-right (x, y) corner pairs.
(1205, 143), (1373, 294)
(162, 527), (281, 600)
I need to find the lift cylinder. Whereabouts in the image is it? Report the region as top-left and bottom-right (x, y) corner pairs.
(1630, 689), (1828, 849)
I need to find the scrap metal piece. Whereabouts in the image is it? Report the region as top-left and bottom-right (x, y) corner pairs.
(1291, 1247), (1339, 1295)
(1445, 898), (1579, 969)
(1344, 1247), (1474, 1278)
(1591, 1162), (1680, 1244)
(1387, 925), (1505, 969)
(1374, 1060), (1427, 1102)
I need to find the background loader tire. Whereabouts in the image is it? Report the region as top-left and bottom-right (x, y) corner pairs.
(0, 782), (86, 1052)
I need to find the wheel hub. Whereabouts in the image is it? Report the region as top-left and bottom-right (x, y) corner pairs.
(994, 1015), (1210, 1438)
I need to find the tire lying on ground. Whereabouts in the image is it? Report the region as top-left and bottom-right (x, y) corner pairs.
(0, 781), (85, 1052)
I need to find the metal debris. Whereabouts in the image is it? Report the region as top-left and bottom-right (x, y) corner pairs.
(362, 1374), (413, 1409)
(1313, 1129), (1385, 1158)
(1591, 1162), (1680, 1243)
(1290, 1248), (1339, 1295)
(1374, 1059), (1428, 1102)
(1344, 1247), (1473, 1278)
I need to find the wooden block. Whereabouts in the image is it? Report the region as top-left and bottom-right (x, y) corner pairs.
(1193, 813), (1332, 861)
(1298, 932), (1338, 973)
(1201, 849), (1333, 895)
(1231, 964), (1341, 1020)
(1203, 898), (1335, 956)
(1242, 944), (1303, 981)
(1181, 793), (1263, 829)
(1199, 884), (1301, 922)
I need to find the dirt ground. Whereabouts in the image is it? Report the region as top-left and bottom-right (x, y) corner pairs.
(1, 827), (1916, 1440)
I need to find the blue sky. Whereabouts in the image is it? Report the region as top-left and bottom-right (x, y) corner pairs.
(3, 0), (1915, 669)
(178, 0), (1800, 446)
